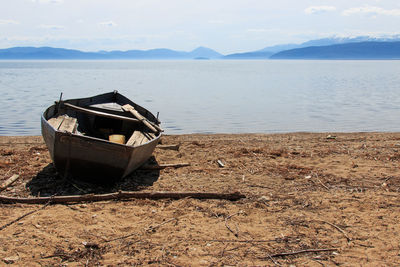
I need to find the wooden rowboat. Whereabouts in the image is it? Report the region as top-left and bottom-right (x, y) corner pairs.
(41, 91), (162, 182)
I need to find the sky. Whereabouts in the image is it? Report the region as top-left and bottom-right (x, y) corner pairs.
(1, 0), (400, 54)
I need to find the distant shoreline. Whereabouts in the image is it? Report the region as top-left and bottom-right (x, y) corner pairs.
(2, 41), (400, 60)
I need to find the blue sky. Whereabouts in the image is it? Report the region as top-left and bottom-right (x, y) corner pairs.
(1, 0), (400, 53)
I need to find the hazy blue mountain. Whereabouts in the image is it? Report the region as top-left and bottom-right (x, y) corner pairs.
(223, 36), (400, 59)
(223, 51), (274, 59)
(270, 41), (400, 59)
(257, 35), (400, 55)
(0, 47), (100, 59)
(257, 44), (300, 53)
(0, 46), (222, 59)
(188, 46), (222, 59)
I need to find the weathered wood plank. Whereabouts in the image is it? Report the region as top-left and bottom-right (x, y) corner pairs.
(0, 175), (20, 192)
(126, 130), (148, 146)
(58, 117), (77, 133)
(47, 116), (65, 130)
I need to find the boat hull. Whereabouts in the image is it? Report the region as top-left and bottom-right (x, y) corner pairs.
(41, 92), (161, 182)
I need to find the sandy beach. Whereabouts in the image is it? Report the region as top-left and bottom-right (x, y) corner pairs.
(1, 133), (400, 266)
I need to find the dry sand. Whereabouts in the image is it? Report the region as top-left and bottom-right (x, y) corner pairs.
(1, 133), (400, 266)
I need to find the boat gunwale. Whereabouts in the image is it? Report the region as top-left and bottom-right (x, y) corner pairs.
(42, 117), (160, 149)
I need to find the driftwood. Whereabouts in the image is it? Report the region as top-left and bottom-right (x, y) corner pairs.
(140, 163), (190, 170)
(0, 191), (246, 204)
(0, 174), (20, 192)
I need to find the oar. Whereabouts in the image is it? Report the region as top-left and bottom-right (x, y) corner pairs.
(122, 104), (163, 133)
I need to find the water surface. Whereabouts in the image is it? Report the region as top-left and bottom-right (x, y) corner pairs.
(1, 60), (400, 135)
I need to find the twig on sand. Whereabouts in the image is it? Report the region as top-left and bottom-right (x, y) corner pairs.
(312, 173), (329, 191)
(105, 217), (177, 243)
(317, 220), (352, 242)
(145, 217), (177, 232)
(225, 211), (242, 238)
(317, 178), (330, 191)
(315, 173), (329, 190)
(0, 201), (51, 231)
(312, 259), (326, 266)
(267, 248), (338, 258)
(0, 174), (20, 192)
(220, 243), (229, 258)
(267, 254), (281, 266)
(41, 253), (71, 260)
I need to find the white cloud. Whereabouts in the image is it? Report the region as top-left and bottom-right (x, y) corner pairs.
(342, 6), (400, 16)
(0, 19), (19, 25)
(305, 6), (336, 15)
(99, 21), (117, 27)
(38, 24), (65, 30)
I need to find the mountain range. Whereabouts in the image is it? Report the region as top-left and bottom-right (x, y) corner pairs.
(0, 46), (222, 60)
(225, 35), (400, 59)
(270, 41), (400, 59)
(1, 35), (400, 60)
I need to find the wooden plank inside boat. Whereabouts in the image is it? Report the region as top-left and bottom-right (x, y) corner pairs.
(126, 130), (153, 146)
(48, 116), (65, 130)
(48, 115), (77, 133)
(59, 117), (77, 133)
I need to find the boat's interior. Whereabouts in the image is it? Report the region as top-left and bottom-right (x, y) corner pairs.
(45, 99), (161, 146)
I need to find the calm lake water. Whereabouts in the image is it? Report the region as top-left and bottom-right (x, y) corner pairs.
(1, 60), (400, 135)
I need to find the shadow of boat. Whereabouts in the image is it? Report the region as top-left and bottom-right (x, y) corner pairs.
(26, 157), (160, 197)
